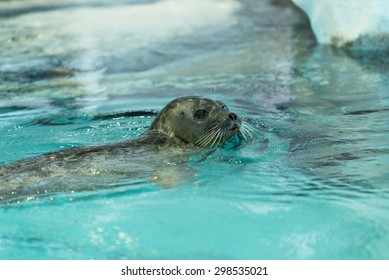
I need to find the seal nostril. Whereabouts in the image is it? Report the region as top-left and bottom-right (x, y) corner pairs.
(228, 112), (238, 121)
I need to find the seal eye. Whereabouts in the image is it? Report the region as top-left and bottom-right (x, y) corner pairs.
(194, 109), (208, 119)
(221, 103), (228, 111)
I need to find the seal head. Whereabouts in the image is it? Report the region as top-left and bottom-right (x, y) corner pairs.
(149, 96), (241, 147)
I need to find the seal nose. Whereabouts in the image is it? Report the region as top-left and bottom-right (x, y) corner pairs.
(228, 112), (238, 121)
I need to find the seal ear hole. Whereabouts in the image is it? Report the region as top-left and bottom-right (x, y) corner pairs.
(181, 111), (185, 118)
(194, 109), (209, 119)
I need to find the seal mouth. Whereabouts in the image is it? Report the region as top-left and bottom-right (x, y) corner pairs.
(230, 123), (240, 132)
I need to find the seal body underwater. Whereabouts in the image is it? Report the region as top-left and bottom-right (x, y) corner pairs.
(0, 96), (243, 202)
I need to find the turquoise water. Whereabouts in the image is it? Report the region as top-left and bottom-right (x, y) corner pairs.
(1, 0), (389, 259)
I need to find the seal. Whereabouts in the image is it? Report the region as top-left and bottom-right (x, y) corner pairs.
(149, 96), (241, 147)
(0, 96), (244, 202)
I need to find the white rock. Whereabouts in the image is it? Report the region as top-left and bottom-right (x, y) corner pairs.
(292, 0), (389, 50)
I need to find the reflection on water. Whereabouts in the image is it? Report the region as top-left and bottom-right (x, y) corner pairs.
(0, 0), (389, 259)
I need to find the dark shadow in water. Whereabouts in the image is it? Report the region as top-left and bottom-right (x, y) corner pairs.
(29, 110), (158, 126)
(343, 108), (389, 116)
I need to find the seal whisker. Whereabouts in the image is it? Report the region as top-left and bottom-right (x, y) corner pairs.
(241, 119), (254, 129)
(211, 128), (221, 148)
(199, 126), (220, 148)
(197, 133), (214, 147)
(215, 127), (225, 147)
(204, 128), (220, 148)
(219, 123), (231, 146)
(195, 128), (216, 147)
(239, 127), (248, 141)
(240, 126), (252, 140)
(216, 130), (224, 147)
(196, 132), (214, 147)
(194, 124), (223, 148)
(240, 119), (257, 140)
(243, 119), (257, 133)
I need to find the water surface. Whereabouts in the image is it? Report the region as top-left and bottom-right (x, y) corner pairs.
(1, 0), (389, 259)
